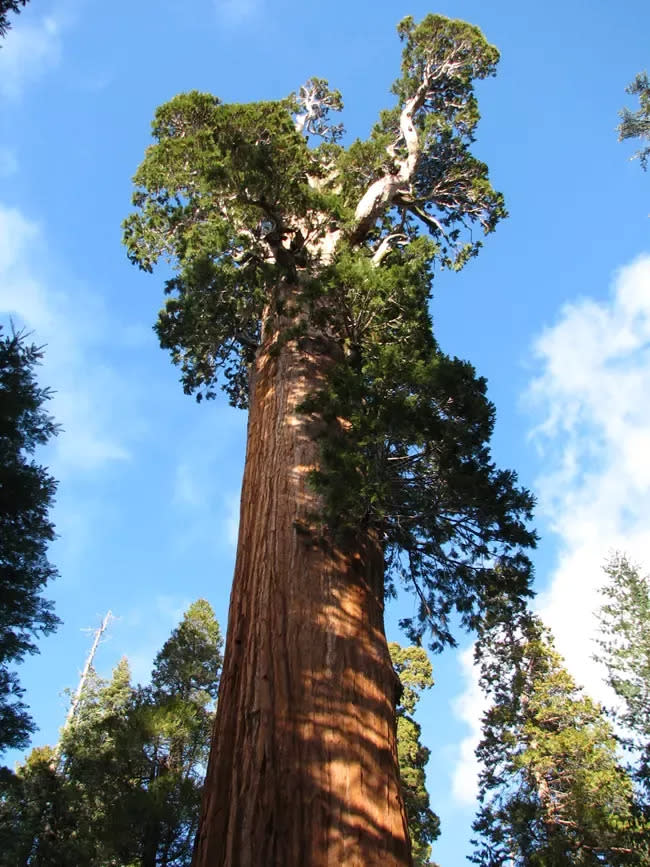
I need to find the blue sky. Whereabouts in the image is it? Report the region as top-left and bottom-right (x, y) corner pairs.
(1, 0), (649, 863)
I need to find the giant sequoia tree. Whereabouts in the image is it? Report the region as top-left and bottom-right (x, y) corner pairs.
(125, 15), (536, 866)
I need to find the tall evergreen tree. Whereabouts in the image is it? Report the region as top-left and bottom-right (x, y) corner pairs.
(389, 643), (440, 866)
(0, 326), (60, 753)
(596, 554), (650, 801)
(139, 599), (223, 866)
(124, 15), (536, 864)
(471, 615), (647, 865)
(619, 72), (650, 170)
(0, 600), (223, 866)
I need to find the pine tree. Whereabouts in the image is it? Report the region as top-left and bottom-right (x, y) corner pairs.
(619, 72), (650, 170)
(471, 615), (647, 865)
(60, 659), (145, 864)
(596, 554), (650, 801)
(0, 600), (223, 866)
(389, 643), (440, 866)
(124, 15), (536, 864)
(139, 599), (223, 866)
(0, 326), (60, 754)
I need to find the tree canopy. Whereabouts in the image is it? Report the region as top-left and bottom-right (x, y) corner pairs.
(0, 326), (60, 754)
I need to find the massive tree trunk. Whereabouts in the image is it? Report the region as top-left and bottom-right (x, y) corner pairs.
(193, 311), (412, 866)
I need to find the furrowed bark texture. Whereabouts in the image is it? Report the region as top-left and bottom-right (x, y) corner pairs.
(193, 319), (411, 866)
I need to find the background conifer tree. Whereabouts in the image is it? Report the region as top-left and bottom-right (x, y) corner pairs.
(471, 615), (647, 865)
(0, 600), (223, 866)
(596, 554), (650, 803)
(0, 326), (60, 754)
(389, 642), (440, 866)
(619, 72), (650, 169)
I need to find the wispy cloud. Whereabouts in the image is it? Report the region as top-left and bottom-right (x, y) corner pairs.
(215, 0), (262, 26)
(171, 409), (245, 553)
(0, 14), (63, 99)
(0, 148), (18, 177)
(450, 253), (650, 806)
(0, 203), (131, 475)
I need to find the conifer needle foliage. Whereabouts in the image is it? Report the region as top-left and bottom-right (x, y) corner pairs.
(0, 326), (59, 753)
(619, 72), (650, 170)
(471, 614), (649, 865)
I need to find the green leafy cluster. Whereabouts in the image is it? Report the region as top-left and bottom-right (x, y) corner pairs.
(389, 15), (505, 266)
(123, 91), (329, 407)
(619, 72), (650, 170)
(389, 642), (440, 866)
(0, 600), (223, 866)
(0, 326), (60, 753)
(471, 615), (648, 865)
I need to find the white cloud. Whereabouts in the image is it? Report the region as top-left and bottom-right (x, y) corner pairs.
(451, 645), (487, 805)
(170, 406), (245, 553)
(450, 253), (650, 805)
(529, 254), (650, 696)
(0, 15), (63, 99)
(0, 203), (131, 475)
(172, 459), (241, 551)
(174, 460), (205, 509)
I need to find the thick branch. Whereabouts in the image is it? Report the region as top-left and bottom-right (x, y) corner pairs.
(350, 41), (473, 247)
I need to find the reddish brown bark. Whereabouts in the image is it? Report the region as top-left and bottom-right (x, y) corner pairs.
(193, 320), (412, 866)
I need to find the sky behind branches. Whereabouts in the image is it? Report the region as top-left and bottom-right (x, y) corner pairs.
(1, 1), (649, 863)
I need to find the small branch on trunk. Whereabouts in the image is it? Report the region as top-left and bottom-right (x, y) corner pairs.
(372, 233), (408, 265)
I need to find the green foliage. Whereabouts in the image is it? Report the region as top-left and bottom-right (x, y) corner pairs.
(0, 0), (27, 40)
(151, 598), (223, 701)
(0, 326), (60, 753)
(471, 615), (648, 865)
(124, 15), (535, 651)
(123, 91), (320, 407)
(0, 745), (86, 866)
(596, 554), (650, 801)
(389, 642), (440, 865)
(0, 600), (223, 866)
(619, 72), (650, 170)
(387, 15), (505, 264)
